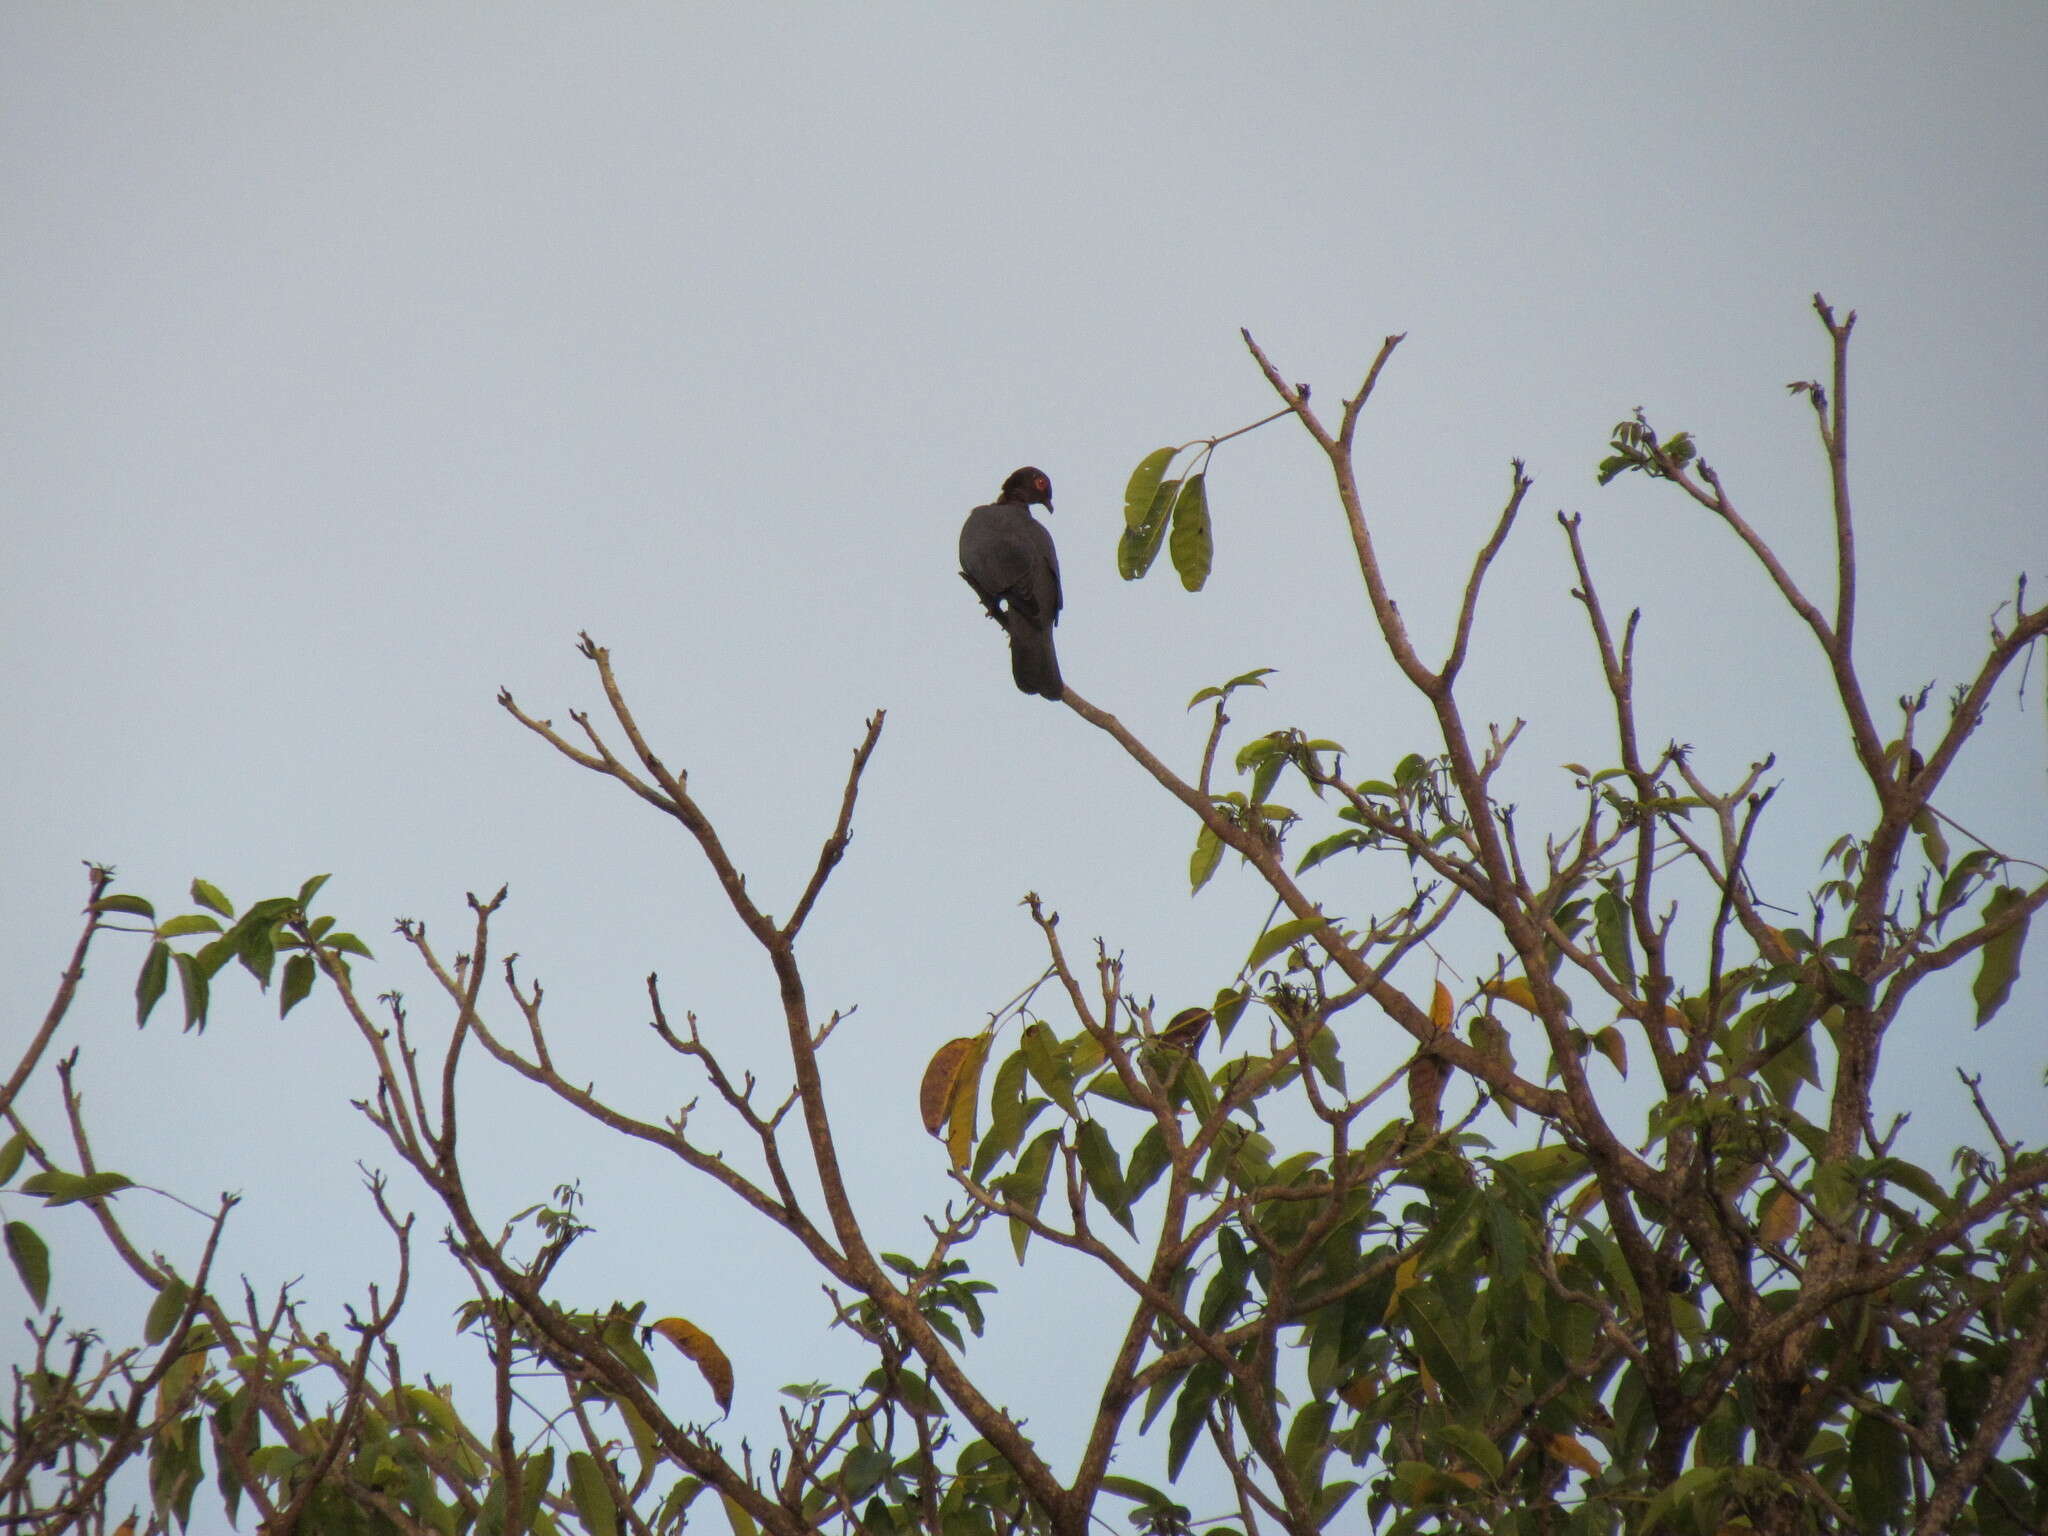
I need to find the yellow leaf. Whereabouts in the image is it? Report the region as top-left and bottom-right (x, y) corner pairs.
(1429, 979), (1454, 1033)
(1545, 1432), (1601, 1476)
(1760, 926), (1796, 965)
(1592, 1025), (1628, 1078)
(1759, 1187), (1801, 1246)
(919, 1036), (982, 1136)
(651, 1317), (734, 1415)
(1482, 975), (1540, 1014)
(1384, 1254), (1420, 1321)
(944, 1035), (991, 1170)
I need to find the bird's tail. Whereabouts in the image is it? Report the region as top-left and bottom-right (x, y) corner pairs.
(1006, 618), (1063, 701)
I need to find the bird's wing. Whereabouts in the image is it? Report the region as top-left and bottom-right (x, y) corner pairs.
(1026, 515), (1062, 625)
(961, 505), (1031, 594)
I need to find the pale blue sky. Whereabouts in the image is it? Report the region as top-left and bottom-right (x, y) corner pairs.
(4, 0), (2043, 1489)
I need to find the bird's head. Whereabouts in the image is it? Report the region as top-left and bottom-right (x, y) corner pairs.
(1000, 466), (1054, 512)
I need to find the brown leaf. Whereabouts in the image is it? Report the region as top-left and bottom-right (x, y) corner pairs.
(651, 1316), (734, 1415)
(944, 1035), (991, 1170)
(1759, 1187), (1801, 1246)
(1158, 1006), (1212, 1051)
(1544, 1432), (1601, 1477)
(1338, 1373), (1380, 1412)
(1407, 1052), (1446, 1134)
(919, 1037), (977, 1135)
(1592, 1025), (1628, 1078)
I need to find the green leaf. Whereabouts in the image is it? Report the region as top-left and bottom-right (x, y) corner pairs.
(136, 941), (170, 1025)
(5, 1221), (50, 1310)
(1593, 888), (1635, 986)
(1247, 915), (1328, 971)
(1001, 1129), (1061, 1262)
(1432, 1423), (1504, 1483)
(1122, 447), (1177, 529)
(297, 873), (331, 907)
(1471, 1014), (1514, 1073)
(1166, 1360), (1225, 1480)
(150, 1411), (206, 1526)
(1972, 886), (2030, 1026)
(1497, 1144), (1588, 1200)
(520, 1448), (555, 1529)
(1118, 476), (1180, 580)
(1190, 825), (1224, 894)
(192, 935), (237, 980)
(279, 953), (317, 1018)
(1020, 1023), (1078, 1116)
(1284, 1400), (1334, 1493)
(565, 1451), (618, 1536)
(1099, 1475), (1178, 1507)
(1640, 1466), (1726, 1527)
(1085, 1066), (1143, 1108)
(1757, 1012), (1821, 1110)
(719, 1491), (760, 1536)
(236, 919), (277, 988)
(1168, 473), (1211, 592)
(1811, 1161), (1856, 1225)
(1303, 1023), (1344, 1089)
(146, 1278), (192, 1344)
(240, 895), (299, 930)
(155, 914), (223, 939)
(191, 879), (235, 918)
(1297, 829), (1369, 873)
(1849, 1411), (1908, 1532)
(1823, 965), (1871, 1008)
(1395, 1284), (1474, 1410)
(173, 950), (210, 1032)
(1913, 808), (1950, 875)
(0, 1134), (24, 1186)
(1075, 1119), (1133, 1234)
(1187, 667), (1276, 709)
(601, 1312), (656, 1385)
(1867, 1155), (1947, 1211)
(1237, 734), (1287, 807)
(20, 1170), (135, 1206)
(1124, 1123), (1169, 1206)
(838, 1443), (892, 1501)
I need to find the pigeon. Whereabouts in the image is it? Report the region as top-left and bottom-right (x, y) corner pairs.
(959, 467), (1063, 700)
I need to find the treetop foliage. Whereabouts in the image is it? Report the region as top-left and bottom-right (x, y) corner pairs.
(6, 298), (2044, 1536)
